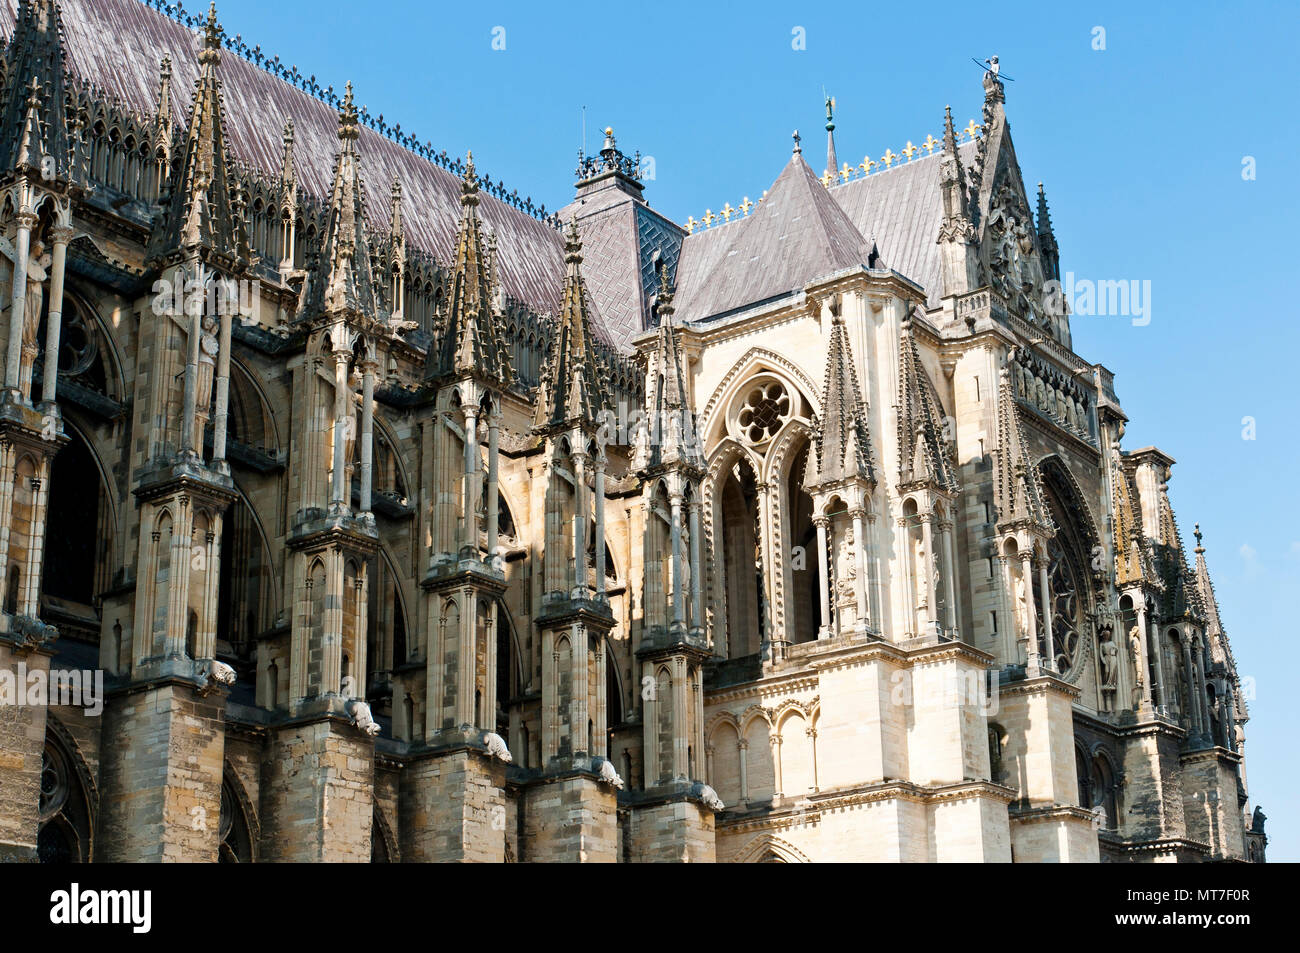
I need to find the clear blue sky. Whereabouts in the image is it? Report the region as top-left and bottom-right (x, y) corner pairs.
(209, 0), (1298, 858)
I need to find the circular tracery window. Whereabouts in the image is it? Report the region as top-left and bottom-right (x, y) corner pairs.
(735, 380), (791, 444)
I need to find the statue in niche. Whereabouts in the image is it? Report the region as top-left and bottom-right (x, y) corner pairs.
(835, 522), (858, 627)
(1098, 626), (1118, 713)
(194, 312), (219, 434)
(18, 237), (50, 397)
(913, 531), (928, 609)
(1014, 572), (1029, 636)
(1128, 624), (1145, 709)
(0, 233), (52, 399)
(836, 523), (857, 596)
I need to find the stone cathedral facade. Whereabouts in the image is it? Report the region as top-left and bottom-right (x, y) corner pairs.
(0, 0), (1267, 863)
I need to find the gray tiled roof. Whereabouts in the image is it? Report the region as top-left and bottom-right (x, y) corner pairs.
(9, 0), (571, 321)
(675, 153), (870, 322)
(829, 140), (978, 308)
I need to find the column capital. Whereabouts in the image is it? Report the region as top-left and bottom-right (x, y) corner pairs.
(49, 225), (74, 245)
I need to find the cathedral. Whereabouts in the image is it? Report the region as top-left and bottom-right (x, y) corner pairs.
(0, 0), (1267, 863)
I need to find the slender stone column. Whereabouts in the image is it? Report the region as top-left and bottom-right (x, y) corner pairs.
(40, 225), (72, 404)
(1147, 609), (1168, 714)
(212, 303), (233, 464)
(738, 739), (750, 804)
(354, 573), (369, 699)
(899, 519), (916, 637)
(542, 630), (557, 760)
(571, 622), (589, 756)
(359, 361), (375, 513)
(572, 450), (587, 591)
(593, 456), (606, 598)
(867, 512), (883, 630)
(462, 405), (479, 549)
(458, 583), (475, 725)
(997, 555), (1015, 665)
(940, 520), (958, 635)
(593, 638), (607, 758)
(181, 275), (203, 457)
(815, 516), (831, 638)
(485, 410), (500, 564)
(689, 498), (703, 631)
(672, 654), (688, 778)
(1038, 553), (1056, 672)
(921, 515), (938, 632)
(851, 509), (868, 628)
(5, 212), (35, 393)
(331, 350), (349, 507)
(1021, 551), (1041, 674)
(670, 493), (684, 628)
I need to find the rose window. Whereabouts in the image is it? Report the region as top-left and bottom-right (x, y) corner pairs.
(736, 380), (791, 444)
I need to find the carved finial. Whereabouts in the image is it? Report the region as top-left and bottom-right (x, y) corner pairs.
(792, 129), (802, 155)
(200, 2), (222, 65)
(564, 217), (583, 265)
(460, 150), (479, 207)
(337, 80), (358, 141)
(1194, 523), (1204, 553)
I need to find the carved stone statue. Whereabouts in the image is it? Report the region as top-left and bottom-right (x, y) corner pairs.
(19, 238), (49, 397)
(1128, 624), (1144, 708)
(1014, 573), (1029, 636)
(1098, 626), (1118, 713)
(194, 312), (218, 437)
(0, 233), (51, 399)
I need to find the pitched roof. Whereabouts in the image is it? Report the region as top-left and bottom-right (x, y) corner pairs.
(830, 140), (979, 307)
(675, 152), (870, 322)
(1, 0), (575, 322)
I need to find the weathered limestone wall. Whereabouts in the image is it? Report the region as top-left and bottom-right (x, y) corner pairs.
(0, 642), (52, 860)
(520, 773), (617, 862)
(259, 717), (373, 862)
(623, 796), (716, 863)
(399, 748), (507, 862)
(96, 680), (227, 862)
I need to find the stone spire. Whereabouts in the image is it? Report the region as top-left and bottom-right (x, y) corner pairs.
(317, 81), (381, 320)
(533, 221), (607, 433)
(937, 105), (978, 298)
(429, 152), (513, 388)
(806, 313), (874, 487)
(0, 0), (73, 177)
(992, 351), (1051, 530)
(1036, 181), (1060, 282)
(639, 266), (700, 469)
(824, 93), (838, 179)
(279, 119), (296, 192)
(155, 55), (173, 143)
(896, 317), (958, 492)
(150, 3), (238, 265)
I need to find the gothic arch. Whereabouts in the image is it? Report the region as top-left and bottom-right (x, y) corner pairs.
(227, 358), (282, 454)
(371, 806), (399, 863)
(38, 716), (97, 863)
(699, 347), (821, 447)
(734, 833), (813, 864)
(219, 763), (259, 863)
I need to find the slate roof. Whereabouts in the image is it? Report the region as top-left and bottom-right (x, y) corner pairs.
(675, 152), (871, 322)
(674, 140), (979, 323)
(0, 0), (573, 324)
(830, 139), (978, 308)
